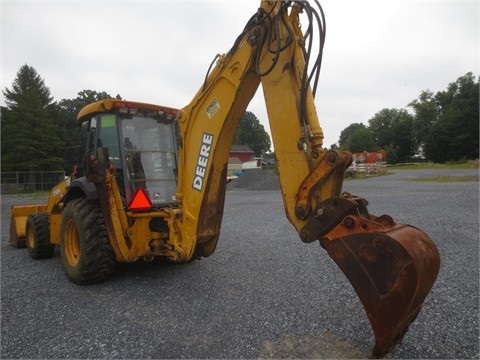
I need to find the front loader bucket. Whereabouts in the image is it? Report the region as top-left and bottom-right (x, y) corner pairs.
(320, 223), (440, 358)
(10, 204), (47, 247)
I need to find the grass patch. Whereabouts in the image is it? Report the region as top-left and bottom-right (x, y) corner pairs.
(345, 171), (393, 180)
(389, 160), (479, 170)
(410, 175), (479, 182)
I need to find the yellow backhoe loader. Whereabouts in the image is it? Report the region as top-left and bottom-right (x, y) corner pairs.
(9, 1), (440, 357)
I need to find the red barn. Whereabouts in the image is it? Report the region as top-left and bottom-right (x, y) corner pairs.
(229, 145), (255, 162)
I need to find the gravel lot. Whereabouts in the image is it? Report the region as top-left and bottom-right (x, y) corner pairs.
(1, 169), (479, 359)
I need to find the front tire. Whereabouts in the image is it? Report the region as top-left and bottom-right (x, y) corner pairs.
(60, 198), (115, 284)
(26, 212), (54, 259)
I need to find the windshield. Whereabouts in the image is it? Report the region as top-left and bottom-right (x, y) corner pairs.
(119, 115), (178, 206)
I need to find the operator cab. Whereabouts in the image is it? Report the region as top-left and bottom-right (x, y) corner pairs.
(77, 100), (179, 209)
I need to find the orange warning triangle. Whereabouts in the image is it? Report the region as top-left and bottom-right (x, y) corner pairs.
(128, 188), (152, 211)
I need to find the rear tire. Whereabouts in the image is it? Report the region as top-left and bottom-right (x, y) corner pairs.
(60, 198), (115, 284)
(26, 212), (55, 259)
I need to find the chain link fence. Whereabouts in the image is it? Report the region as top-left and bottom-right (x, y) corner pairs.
(1, 171), (65, 194)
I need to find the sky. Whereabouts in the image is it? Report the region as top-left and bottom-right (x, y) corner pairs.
(1, 0), (478, 149)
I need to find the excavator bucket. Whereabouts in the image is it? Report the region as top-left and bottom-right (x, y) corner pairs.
(320, 221), (440, 358)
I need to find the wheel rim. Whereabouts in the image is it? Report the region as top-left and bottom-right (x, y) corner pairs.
(64, 219), (80, 266)
(26, 225), (35, 249)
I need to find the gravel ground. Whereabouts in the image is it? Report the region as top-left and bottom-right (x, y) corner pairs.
(1, 169), (479, 359)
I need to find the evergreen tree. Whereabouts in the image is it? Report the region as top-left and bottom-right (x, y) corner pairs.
(1, 65), (64, 179)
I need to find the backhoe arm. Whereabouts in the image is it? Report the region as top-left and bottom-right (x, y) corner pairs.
(174, 1), (439, 357)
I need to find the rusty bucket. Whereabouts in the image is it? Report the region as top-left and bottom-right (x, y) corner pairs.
(320, 221), (440, 358)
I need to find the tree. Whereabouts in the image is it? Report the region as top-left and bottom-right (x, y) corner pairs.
(435, 73), (478, 161)
(233, 111), (271, 156)
(57, 90), (119, 173)
(409, 73), (479, 162)
(383, 144), (399, 164)
(338, 73), (478, 163)
(338, 123), (365, 149)
(409, 90), (439, 151)
(338, 123), (376, 153)
(1, 65), (64, 186)
(345, 127), (377, 153)
(368, 108), (416, 162)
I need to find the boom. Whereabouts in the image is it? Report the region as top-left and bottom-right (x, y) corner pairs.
(176, 1), (343, 258)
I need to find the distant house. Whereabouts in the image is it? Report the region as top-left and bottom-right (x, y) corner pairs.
(227, 157), (243, 176)
(228, 145), (262, 173)
(229, 145), (255, 162)
(242, 159), (262, 170)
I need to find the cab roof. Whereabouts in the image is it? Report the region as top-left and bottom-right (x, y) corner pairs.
(77, 99), (179, 123)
